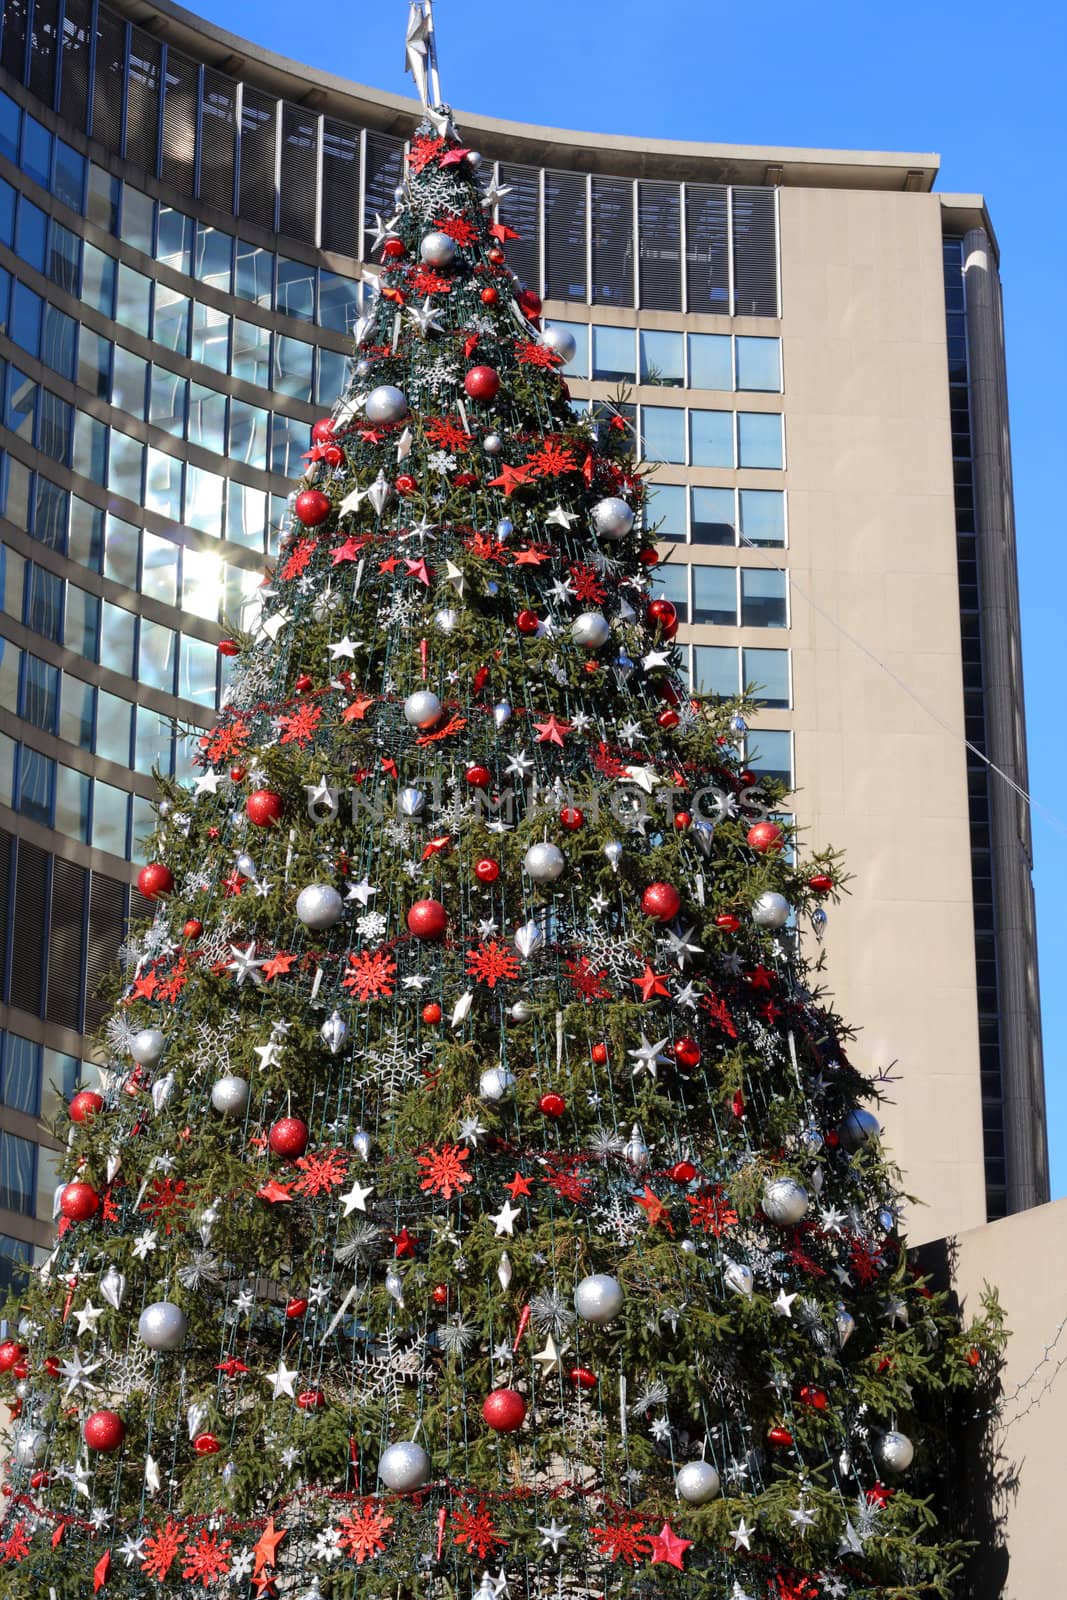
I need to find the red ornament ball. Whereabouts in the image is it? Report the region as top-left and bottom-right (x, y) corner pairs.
(746, 821), (784, 854)
(641, 882), (681, 923)
(0, 1341), (25, 1373)
(396, 473), (417, 495)
(268, 1117), (309, 1160)
(591, 1042), (609, 1066)
(516, 609), (540, 634)
(670, 1160), (697, 1184)
(657, 709), (680, 729)
(84, 1410), (125, 1453)
(310, 418), (336, 444)
(474, 858), (500, 884)
(559, 807), (584, 832)
(320, 443), (344, 468)
(465, 365), (501, 402)
(422, 1002), (443, 1025)
(715, 913), (741, 933)
(517, 288), (542, 318)
(799, 1385), (828, 1411)
(767, 1424), (794, 1449)
(538, 1091), (566, 1119)
(407, 899), (448, 940)
(809, 871), (834, 895)
(381, 238), (406, 260)
(569, 1366), (598, 1390)
(297, 1389), (326, 1411)
(674, 812), (692, 831)
(647, 598), (679, 639)
(465, 764), (492, 788)
(294, 489), (331, 527)
(59, 1181), (100, 1222)
(69, 1090), (104, 1124)
(183, 918), (203, 941)
(673, 1037), (702, 1070)
(480, 285), (500, 306)
(229, 766), (246, 783)
(193, 1432), (221, 1454)
(431, 1283), (449, 1306)
(294, 673), (314, 693)
(286, 1298), (309, 1319)
(487, 246), (506, 266)
(217, 638), (240, 657)
(483, 1388), (527, 1432)
(247, 789), (284, 829)
(637, 546), (660, 567)
(137, 862), (174, 900)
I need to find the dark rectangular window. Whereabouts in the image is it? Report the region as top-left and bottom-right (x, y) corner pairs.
(732, 187), (778, 317)
(1, 1032), (41, 1116)
(638, 181), (681, 311)
(239, 86), (277, 230)
(16, 745), (53, 825)
(37, 390), (72, 465)
(544, 171), (586, 303)
(321, 117), (359, 258)
(21, 652), (59, 731)
(10, 839), (47, 1018)
(47, 856), (86, 1030)
(685, 184), (728, 313)
(53, 139), (85, 211)
(0, 1130), (37, 1216)
(47, 218), (81, 292)
(740, 567), (787, 628)
(42, 303), (76, 380)
(25, 563), (63, 641)
(33, 476), (68, 552)
(20, 112), (52, 187)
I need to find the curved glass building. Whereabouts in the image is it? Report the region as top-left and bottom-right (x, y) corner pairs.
(0, 0), (1046, 1285)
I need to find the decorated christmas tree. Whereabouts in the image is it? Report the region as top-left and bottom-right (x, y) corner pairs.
(0, 9), (1002, 1598)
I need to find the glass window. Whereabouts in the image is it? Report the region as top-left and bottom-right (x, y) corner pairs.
(184, 464), (223, 536)
(55, 764), (91, 843)
(99, 603), (136, 676)
(1, 454), (30, 529)
(226, 481), (267, 551)
(190, 302), (229, 372)
(739, 488), (785, 548)
(115, 264), (151, 337)
(91, 778), (129, 855)
(742, 647), (790, 708)
(141, 533), (179, 606)
(2, 1035), (41, 1118)
(180, 634), (218, 706)
(187, 383), (227, 454)
(149, 367), (186, 436)
(0, 545), (24, 617)
(40, 1047), (82, 1125)
(53, 141), (86, 212)
(0, 730), (12, 805)
(103, 514), (139, 588)
(131, 793), (156, 862)
(691, 487), (735, 546)
(274, 335), (314, 401)
(689, 409), (734, 468)
(693, 645), (739, 698)
(64, 585), (101, 659)
(34, 477), (68, 552)
(86, 164), (119, 232)
(120, 186), (154, 253)
(0, 93), (19, 163)
(652, 561), (688, 622)
(194, 225), (233, 291)
(68, 496), (104, 572)
(687, 333), (732, 391)
(0, 643), (19, 722)
(737, 412), (783, 470)
(59, 674), (95, 749)
(152, 285), (190, 354)
(277, 257), (315, 321)
(10, 282), (42, 358)
(319, 271), (360, 334)
(639, 329), (683, 387)
(0, 1130), (37, 1215)
(181, 546), (224, 621)
(144, 446), (183, 521)
(640, 405), (685, 464)
(72, 411), (107, 484)
(46, 219), (81, 292)
(692, 565), (737, 626)
(644, 481), (686, 541)
(232, 319), (270, 386)
(38, 391), (72, 466)
(235, 240), (273, 306)
(20, 115), (51, 188)
(736, 336), (782, 392)
(139, 618), (177, 692)
(21, 653), (60, 732)
(106, 429), (144, 502)
(42, 304), (77, 381)
(25, 564), (62, 641)
(592, 325), (635, 382)
(740, 568), (787, 628)
(315, 348), (348, 408)
(78, 328), (111, 398)
(81, 243), (116, 316)
(94, 688), (133, 764)
(4, 365), (37, 441)
(0, 179), (13, 249)
(156, 207), (193, 274)
(16, 745), (53, 825)
(135, 705), (173, 775)
(229, 398), (269, 469)
(269, 412), (307, 477)
(746, 729), (792, 787)
(14, 196), (47, 271)
(110, 345), (148, 418)
(0, 262), (8, 327)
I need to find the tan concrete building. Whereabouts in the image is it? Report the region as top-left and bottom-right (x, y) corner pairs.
(0, 0), (1046, 1283)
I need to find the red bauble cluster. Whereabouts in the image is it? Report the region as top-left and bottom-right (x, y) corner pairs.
(83, 1410), (125, 1452)
(746, 821), (783, 854)
(69, 1089), (104, 1124)
(268, 1117), (309, 1160)
(294, 489), (331, 527)
(59, 1181), (100, 1221)
(137, 862), (174, 899)
(641, 881), (681, 922)
(407, 899), (448, 940)
(647, 598), (679, 639)
(465, 365), (501, 402)
(246, 789), (284, 828)
(483, 1388), (527, 1432)
(0, 1341), (25, 1373)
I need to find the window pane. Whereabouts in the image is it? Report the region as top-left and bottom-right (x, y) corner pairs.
(40, 1048), (82, 1124)
(277, 257), (315, 321)
(94, 687), (133, 764)
(274, 335), (313, 400)
(232, 319), (270, 386)
(592, 325), (635, 382)
(149, 367), (186, 435)
(145, 446), (183, 520)
(739, 488), (785, 548)
(639, 329), (683, 387)
(14, 197), (47, 272)
(77, 329), (110, 397)
(21, 653), (59, 731)
(0, 1130), (37, 1214)
(188, 383), (227, 453)
(691, 487), (735, 546)
(139, 618), (177, 692)
(0, 731), (12, 806)
(318, 270), (360, 334)
(640, 405), (685, 464)
(56, 138), (88, 216)
(692, 565), (737, 626)
(742, 647), (790, 708)
(545, 320), (587, 377)
(740, 568), (787, 628)
(38, 392), (72, 465)
(156, 207), (193, 273)
(2, 1037), (41, 1118)
(20, 115), (51, 187)
(180, 634), (218, 706)
(737, 412), (783, 469)
(225, 481), (267, 551)
(110, 344), (148, 418)
(135, 705), (173, 774)
(72, 412), (107, 483)
(0, 639), (21, 708)
(0, 178), (13, 246)
(152, 285), (190, 354)
(2, 455), (30, 529)
(131, 794), (156, 863)
(687, 333), (731, 390)
(689, 409), (733, 468)
(746, 729), (792, 787)
(651, 562), (688, 621)
(64, 585), (100, 658)
(120, 186), (154, 253)
(10, 282), (42, 358)
(42, 304), (77, 380)
(235, 240), (273, 306)
(68, 497), (104, 572)
(693, 644), (739, 697)
(0, 93), (19, 163)
(55, 764), (92, 843)
(81, 243), (115, 316)
(91, 778), (129, 854)
(736, 336), (781, 392)
(182, 547), (224, 621)
(16, 746), (54, 825)
(185, 465), (224, 536)
(315, 347), (348, 407)
(59, 675), (95, 749)
(104, 514), (139, 587)
(106, 429), (144, 500)
(228, 398), (269, 469)
(34, 477), (68, 552)
(190, 302), (229, 372)
(86, 164), (119, 232)
(46, 219), (81, 292)
(269, 412), (306, 476)
(644, 481), (685, 541)
(25, 564), (62, 640)
(0, 545), (23, 619)
(194, 225), (232, 291)
(99, 603), (136, 675)
(4, 366), (37, 441)
(141, 533), (179, 605)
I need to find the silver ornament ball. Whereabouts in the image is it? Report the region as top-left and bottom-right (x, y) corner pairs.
(523, 842), (566, 883)
(466, 150), (483, 169)
(296, 883), (344, 930)
(876, 1430), (915, 1473)
(137, 1300), (188, 1351)
(355, 357), (373, 379)
(571, 612), (611, 649)
(14, 1428), (47, 1467)
(676, 1460), (721, 1505)
(482, 431), (504, 456)
(129, 1027), (165, 1067)
(434, 607), (460, 634)
(509, 1000), (533, 1022)
(541, 324), (577, 365)
(723, 1259), (754, 1298)
(379, 1439), (431, 1492)
(751, 890), (791, 929)
(14, 1380), (30, 1400)
(419, 230), (458, 267)
(493, 701), (512, 728)
(210, 1074), (249, 1117)
(763, 1176), (810, 1226)
(364, 384), (409, 425)
(398, 786), (427, 817)
(574, 1272), (624, 1325)
(591, 496), (635, 541)
(838, 1107), (882, 1152)
(403, 689), (443, 729)
(479, 1065), (516, 1103)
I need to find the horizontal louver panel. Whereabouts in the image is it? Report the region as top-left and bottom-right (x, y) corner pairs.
(28, 0), (60, 106)
(279, 104), (318, 246)
(321, 117), (359, 257)
(125, 26), (161, 176)
(364, 130), (404, 246)
(591, 177), (633, 307)
(685, 183), (729, 314)
(638, 181), (681, 311)
(497, 164), (540, 297)
(161, 48), (198, 193)
(59, 0), (92, 132)
(47, 857), (86, 1031)
(544, 170), (586, 304)
(732, 186), (778, 317)
(84, 872), (126, 1032)
(1, 0), (27, 82)
(239, 84), (277, 231)
(199, 66), (236, 213)
(91, 5), (125, 155)
(10, 841), (47, 1018)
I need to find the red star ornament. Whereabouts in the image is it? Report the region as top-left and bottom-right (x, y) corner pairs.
(631, 963), (672, 1002)
(253, 1518), (286, 1575)
(256, 1181), (293, 1204)
(405, 557), (432, 586)
(93, 1551), (112, 1592)
(505, 1172), (534, 1199)
(342, 694), (376, 723)
(633, 1185), (674, 1232)
(647, 1521), (692, 1570)
(533, 715), (571, 746)
(487, 463), (535, 497)
(332, 537), (364, 566)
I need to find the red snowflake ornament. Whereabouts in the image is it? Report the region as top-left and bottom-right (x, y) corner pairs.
(336, 1503), (394, 1565)
(293, 1148), (350, 1197)
(417, 1144), (473, 1200)
(182, 1530), (232, 1587)
(465, 941), (520, 989)
(342, 948), (398, 1000)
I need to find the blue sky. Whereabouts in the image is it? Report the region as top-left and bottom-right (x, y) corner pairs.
(197, 0), (1067, 1192)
